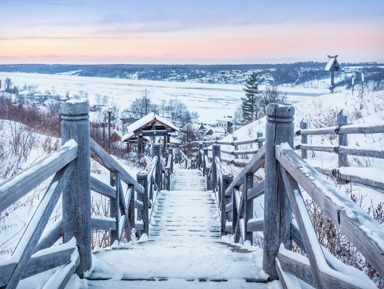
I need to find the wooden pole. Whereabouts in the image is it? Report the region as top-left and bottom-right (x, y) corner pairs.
(212, 144), (221, 192)
(198, 143), (203, 169)
(110, 172), (119, 244)
(221, 173), (233, 235)
(136, 172), (149, 236)
(153, 144), (161, 190)
(300, 119), (308, 159)
(61, 100), (91, 277)
(257, 131), (263, 149)
(263, 103), (294, 280)
(337, 110), (348, 167)
(244, 172), (253, 244)
(233, 136), (238, 159)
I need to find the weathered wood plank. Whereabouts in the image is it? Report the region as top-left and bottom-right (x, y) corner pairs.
(42, 247), (80, 289)
(6, 162), (75, 289)
(34, 220), (62, 253)
(280, 166), (326, 289)
(318, 167), (384, 191)
(263, 103), (294, 280)
(297, 144), (384, 159)
(61, 101), (91, 277)
(276, 144), (384, 278)
(225, 202), (233, 213)
(275, 257), (302, 289)
(0, 239), (76, 288)
(91, 217), (117, 231)
(225, 146), (265, 197)
(247, 181), (265, 201)
(277, 248), (376, 289)
(90, 138), (144, 194)
(110, 172), (119, 244)
(90, 176), (116, 199)
(247, 218), (263, 232)
(0, 140), (77, 214)
(296, 123), (384, 136)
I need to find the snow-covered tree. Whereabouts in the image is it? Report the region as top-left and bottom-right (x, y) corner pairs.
(241, 72), (262, 124)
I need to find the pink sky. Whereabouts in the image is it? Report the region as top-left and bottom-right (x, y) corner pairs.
(1, 0), (383, 64)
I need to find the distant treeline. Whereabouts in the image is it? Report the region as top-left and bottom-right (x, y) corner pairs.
(0, 62), (383, 86)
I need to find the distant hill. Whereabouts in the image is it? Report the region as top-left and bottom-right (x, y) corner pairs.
(0, 62), (383, 88)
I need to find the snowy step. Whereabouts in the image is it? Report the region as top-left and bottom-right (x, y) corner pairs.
(85, 167), (272, 287)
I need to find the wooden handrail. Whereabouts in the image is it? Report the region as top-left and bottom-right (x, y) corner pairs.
(297, 143), (384, 159)
(0, 140), (78, 214)
(225, 146), (265, 197)
(90, 138), (144, 194)
(276, 143), (384, 278)
(296, 123), (384, 136)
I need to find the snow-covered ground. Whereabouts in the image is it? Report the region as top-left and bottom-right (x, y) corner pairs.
(0, 72), (327, 124)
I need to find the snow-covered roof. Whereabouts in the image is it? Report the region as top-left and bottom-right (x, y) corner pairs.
(121, 131), (150, 142)
(126, 112), (179, 133)
(325, 57), (340, 71)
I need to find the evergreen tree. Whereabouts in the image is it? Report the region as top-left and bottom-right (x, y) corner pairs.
(241, 72), (261, 124)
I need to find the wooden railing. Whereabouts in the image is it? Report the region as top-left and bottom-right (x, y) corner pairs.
(0, 140), (78, 289)
(186, 103), (384, 288)
(196, 135), (264, 167)
(295, 111), (384, 191)
(0, 100), (174, 289)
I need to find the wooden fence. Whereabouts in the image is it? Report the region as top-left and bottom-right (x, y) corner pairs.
(0, 101), (173, 289)
(189, 103), (383, 288)
(296, 109), (384, 191)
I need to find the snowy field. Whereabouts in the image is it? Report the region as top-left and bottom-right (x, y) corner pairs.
(0, 72), (327, 123)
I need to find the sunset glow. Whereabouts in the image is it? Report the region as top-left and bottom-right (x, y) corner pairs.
(0, 0), (383, 64)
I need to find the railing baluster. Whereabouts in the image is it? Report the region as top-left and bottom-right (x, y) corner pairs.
(61, 100), (91, 277)
(264, 103), (294, 280)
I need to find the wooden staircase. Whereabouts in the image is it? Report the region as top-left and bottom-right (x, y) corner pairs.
(85, 166), (272, 288)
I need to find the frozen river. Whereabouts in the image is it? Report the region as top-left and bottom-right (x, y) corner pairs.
(0, 72), (327, 123)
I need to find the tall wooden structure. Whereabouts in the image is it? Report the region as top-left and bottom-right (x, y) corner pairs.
(325, 55), (341, 93)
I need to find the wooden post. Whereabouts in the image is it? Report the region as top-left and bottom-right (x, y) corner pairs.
(110, 172), (119, 245)
(136, 172), (149, 236)
(169, 147), (174, 174)
(233, 136), (238, 159)
(138, 131), (143, 159)
(153, 144), (161, 190)
(257, 131), (263, 149)
(61, 100), (91, 277)
(178, 145), (183, 165)
(337, 110), (348, 167)
(300, 119), (308, 159)
(221, 173), (233, 235)
(244, 173), (253, 244)
(211, 144), (221, 192)
(198, 143), (203, 169)
(263, 103), (294, 280)
(203, 147), (208, 177)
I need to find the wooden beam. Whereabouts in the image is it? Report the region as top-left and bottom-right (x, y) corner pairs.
(90, 138), (144, 194)
(91, 217), (117, 231)
(34, 220), (63, 253)
(296, 123), (384, 136)
(42, 247), (80, 289)
(247, 218), (263, 232)
(247, 181), (264, 201)
(0, 140), (77, 214)
(0, 240), (76, 288)
(297, 144), (384, 159)
(276, 144), (384, 278)
(90, 176), (116, 199)
(280, 166), (326, 289)
(6, 162), (75, 289)
(225, 146), (265, 196)
(277, 249), (375, 289)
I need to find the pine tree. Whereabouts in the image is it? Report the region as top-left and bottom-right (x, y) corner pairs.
(241, 72), (261, 124)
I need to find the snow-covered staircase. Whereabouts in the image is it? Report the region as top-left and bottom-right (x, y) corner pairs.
(84, 166), (278, 288)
